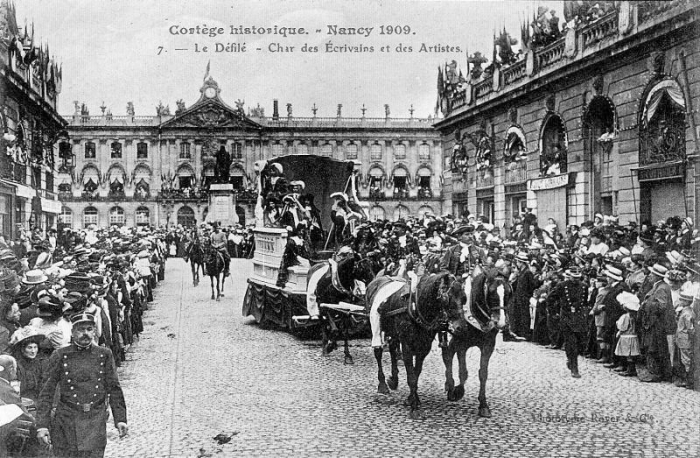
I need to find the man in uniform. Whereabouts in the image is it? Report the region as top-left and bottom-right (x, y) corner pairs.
(547, 266), (588, 378)
(36, 311), (128, 458)
(210, 223), (230, 277)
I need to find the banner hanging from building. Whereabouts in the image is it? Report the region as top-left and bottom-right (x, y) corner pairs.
(528, 173), (573, 192)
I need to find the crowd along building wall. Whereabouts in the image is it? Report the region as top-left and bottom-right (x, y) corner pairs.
(436, 1), (700, 234)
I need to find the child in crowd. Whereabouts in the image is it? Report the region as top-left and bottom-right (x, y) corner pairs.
(614, 292), (641, 377)
(675, 290), (695, 388)
(592, 276), (609, 361)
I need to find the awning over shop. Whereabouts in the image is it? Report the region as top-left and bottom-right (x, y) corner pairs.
(40, 197), (62, 214)
(0, 180), (36, 199)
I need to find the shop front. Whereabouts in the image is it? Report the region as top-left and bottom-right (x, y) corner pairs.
(528, 173), (573, 229)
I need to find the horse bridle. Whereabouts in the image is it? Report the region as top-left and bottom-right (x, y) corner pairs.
(408, 275), (459, 332)
(473, 275), (507, 325)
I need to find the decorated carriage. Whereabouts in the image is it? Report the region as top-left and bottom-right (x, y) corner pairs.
(241, 154), (369, 332)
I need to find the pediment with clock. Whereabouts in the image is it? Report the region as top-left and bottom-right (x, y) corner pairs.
(160, 77), (262, 130)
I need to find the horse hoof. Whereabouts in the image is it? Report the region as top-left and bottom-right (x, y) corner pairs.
(216, 297), (221, 302)
(220, 293), (225, 297)
(377, 383), (389, 395)
(387, 376), (398, 391)
(409, 409), (425, 420)
(478, 406), (492, 418)
(211, 295), (215, 300)
(452, 385), (465, 401)
(344, 356), (354, 365)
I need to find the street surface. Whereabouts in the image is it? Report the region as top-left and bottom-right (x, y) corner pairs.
(105, 258), (700, 458)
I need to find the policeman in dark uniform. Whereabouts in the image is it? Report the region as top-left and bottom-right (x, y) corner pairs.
(36, 311), (128, 458)
(546, 266), (589, 378)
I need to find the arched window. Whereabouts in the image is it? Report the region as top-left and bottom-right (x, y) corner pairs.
(84, 141), (96, 159)
(345, 143), (358, 160)
(135, 206), (150, 226)
(177, 206), (196, 227)
(640, 79), (686, 166)
(418, 205), (435, 219)
(393, 205), (409, 221)
(369, 206), (386, 221)
(504, 126), (528, 164)
(392, 167), (409, 198)
(583, 97), (617, 216)
(230, 165), (246, 190)
(417, 167), (432, 198)
(202, 165), (216, 189)
(83, 206), (98, 227)
(109, 206), (125, 226)
(539, 114), (568, 176)
(137, 142), (148, 159)
(110, 142), (122, 159)
(59, 206), (73, 226)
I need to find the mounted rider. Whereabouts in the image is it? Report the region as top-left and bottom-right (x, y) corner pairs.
(210, 223), (230, 277)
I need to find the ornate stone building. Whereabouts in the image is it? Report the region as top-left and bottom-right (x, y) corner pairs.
(57, 77), (442, 229)
(436, 1), (700, 232)
(0, 0), (65, 239)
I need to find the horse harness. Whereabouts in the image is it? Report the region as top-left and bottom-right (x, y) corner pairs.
(383, 277), (451, 332)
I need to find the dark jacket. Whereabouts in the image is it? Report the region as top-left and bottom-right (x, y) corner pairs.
(37, 344), (127, 452)
(439, 244), (482, 278)
(547, 278), (589, 333)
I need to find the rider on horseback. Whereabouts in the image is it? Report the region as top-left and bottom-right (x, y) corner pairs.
(210, 223), (230, 277)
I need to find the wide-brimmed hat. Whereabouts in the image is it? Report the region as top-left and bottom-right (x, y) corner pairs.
(37, 296), (63, 318)
(649, 263), (668, 278)
(330, 192), (348, 202)
(666, 250), (685, 265)
(604, 266), (623, 282)
(22, 270), (48, 285)
(450, 225), (475, 238)
(616, 291), (640, 312)
(9, 326), (45, 349)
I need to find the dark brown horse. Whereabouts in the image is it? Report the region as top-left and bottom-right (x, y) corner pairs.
(186, 236), (204, 286)
(203, 242), (226, 301)
(442, 272), (510, 417)
(307, 253), (376, 364)
(366, 272), (467, 419)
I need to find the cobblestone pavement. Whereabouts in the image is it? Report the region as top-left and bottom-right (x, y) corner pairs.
(105, 259), (700, 458)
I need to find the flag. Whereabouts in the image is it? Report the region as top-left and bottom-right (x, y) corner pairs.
(203, 60), (210, 81)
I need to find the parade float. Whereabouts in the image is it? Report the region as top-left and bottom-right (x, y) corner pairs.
(241, 154), (361, 330)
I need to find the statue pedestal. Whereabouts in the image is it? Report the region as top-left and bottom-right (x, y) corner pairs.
(206, 183), (239, 226)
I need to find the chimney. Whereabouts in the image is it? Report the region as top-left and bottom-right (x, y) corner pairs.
(273, 100), (279, 120)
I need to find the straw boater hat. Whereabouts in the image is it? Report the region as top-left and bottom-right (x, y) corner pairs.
(616, 291), (640, 312)
(515, 252), (530, 263)
(604, 265), (623, 282)
(649, 264), (668, 278)
(22, 270), (48, 285)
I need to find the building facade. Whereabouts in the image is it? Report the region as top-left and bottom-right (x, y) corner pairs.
(0, 0), (66, 239)
(436, 1), (700, 233)
(57, 77), (442, 229)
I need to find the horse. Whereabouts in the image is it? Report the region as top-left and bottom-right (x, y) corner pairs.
(203, 242), (226, 301)
(366, 272), (467, 419)
(441, 271), (510, 418)
(185, 237), (205, 286)
(306, 253), (376, 364)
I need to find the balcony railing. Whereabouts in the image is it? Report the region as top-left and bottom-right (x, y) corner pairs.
(502, 60), (527, 86)
(536, 39), (566, 71)
(581, 11), (619, 50)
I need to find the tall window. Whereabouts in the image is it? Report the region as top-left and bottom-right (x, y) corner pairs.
(296, 143), (308, 155)
(271, 143), (283, 156)
(83, 207), (98, 227)
(109, 206), (125, 226)
(85, 142), (96, 159)
(110, 142), (122, 159)
(231, 143), (243, 160)
(180, 142), (191, 159)
(345, 144), (358, 160)
(46, 172), (54, 193)
(394, 144), (406, 159)
(321, 144), (332, 156)
(0, 195), (8, 237)
(135, 207), (150, 226)
(370, 144), (382, 161)
(137, 142), (148, 159)
(539, 115), (567, 176)
(59, 206), (73, 226)
(418, 143), (430, 162)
